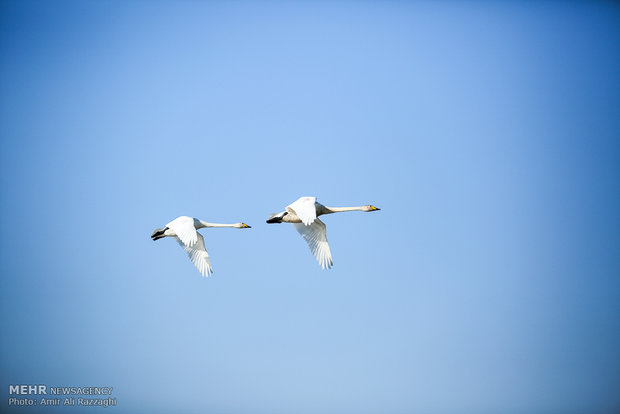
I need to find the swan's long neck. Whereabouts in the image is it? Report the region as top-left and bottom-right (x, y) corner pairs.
(322, 206), (367, 214)
(197, 220), (238, 228)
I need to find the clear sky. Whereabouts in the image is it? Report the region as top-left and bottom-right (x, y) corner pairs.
(1, 1), (619, 413)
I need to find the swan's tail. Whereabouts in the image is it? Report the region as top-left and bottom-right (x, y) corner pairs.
(266, 212), (286, 224)
(151, 227), (167, 241)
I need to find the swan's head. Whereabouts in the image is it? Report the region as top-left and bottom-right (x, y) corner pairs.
(235, 223), (251, 228)
(365, 205), (380, 212)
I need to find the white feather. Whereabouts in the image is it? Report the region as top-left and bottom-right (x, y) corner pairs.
(175, 233), (213, 277)
(292, 218), (333, 270)
(287, 196), (317, 226)
(166, 216), (198, 247)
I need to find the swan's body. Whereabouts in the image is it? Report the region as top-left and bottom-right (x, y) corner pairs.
(151, 216), (250, 277)
(267, 197), (380, 269)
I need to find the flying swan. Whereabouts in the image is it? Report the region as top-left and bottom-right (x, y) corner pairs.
(266, 197), (380, 269)
(151, 216), (251, 277)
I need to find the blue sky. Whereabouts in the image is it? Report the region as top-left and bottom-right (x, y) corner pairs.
(1, 1), (619, 413)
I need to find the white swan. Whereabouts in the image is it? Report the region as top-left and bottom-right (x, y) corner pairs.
(266, 197), (380, 269)
(151, 216), (251, 277)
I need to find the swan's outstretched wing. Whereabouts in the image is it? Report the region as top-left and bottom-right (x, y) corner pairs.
(293, 218), (333, 269)
(167, 216), (198, 247)
(176, 232), (213, 277)
(287, 196), (317, 226)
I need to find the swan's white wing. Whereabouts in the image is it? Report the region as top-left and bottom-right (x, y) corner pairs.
(287, 196), (317, 226)
(167, 216), (198, 247)
(292, 218), (333, 269)
(176, 232), (213, 277)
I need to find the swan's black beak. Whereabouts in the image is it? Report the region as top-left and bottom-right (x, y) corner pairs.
(242, 223), (251, 228)
(370, 206), (380, 211)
